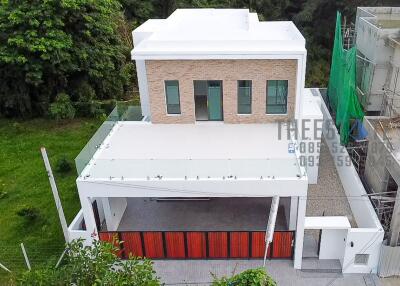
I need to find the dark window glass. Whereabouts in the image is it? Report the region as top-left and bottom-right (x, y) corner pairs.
(238, 80), (252, 114)
(165, 80), (181, 114)
(266, 80), (288, 114)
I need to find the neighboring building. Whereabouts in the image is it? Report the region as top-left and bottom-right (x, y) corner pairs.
(364, 117), (400, 246)
(355, 7), (400, 115)
(68, 9), (383, 274)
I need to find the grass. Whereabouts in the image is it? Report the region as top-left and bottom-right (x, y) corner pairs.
(0, 117), (102, 280)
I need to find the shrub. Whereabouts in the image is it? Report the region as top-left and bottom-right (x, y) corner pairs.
(16, 239), (161, 285)
(16, 205), (40, 221)
(49, 93), (76, 120)
(55, 156), (72, 173)
(212, 268), (277, 286)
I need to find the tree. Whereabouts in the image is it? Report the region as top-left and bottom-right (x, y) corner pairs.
(16, 239), (161, 286)
(0, 0), (133, 117)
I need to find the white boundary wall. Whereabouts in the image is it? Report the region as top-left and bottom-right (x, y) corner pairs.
(319, 90), (384, 274)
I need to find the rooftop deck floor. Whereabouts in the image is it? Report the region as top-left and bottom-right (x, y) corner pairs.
(84, 122), (302, 180)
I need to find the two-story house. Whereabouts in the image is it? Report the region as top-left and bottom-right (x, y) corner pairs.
(67, 9), (382, 273)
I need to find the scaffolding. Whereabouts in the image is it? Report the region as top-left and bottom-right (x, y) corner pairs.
(327, 12), (364, 145)
(364, 118), (400, 238)
(342, 17), (356, 50)
(381, 66), (400, 117)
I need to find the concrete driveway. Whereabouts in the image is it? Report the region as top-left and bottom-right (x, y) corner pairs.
(153, 259), (399, 286)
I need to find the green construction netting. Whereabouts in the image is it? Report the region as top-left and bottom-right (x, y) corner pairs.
(327, 12), (364, 145)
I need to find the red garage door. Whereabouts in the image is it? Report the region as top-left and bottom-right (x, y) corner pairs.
(99, 230), (294, 260)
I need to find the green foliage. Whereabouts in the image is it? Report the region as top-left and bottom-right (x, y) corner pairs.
(16, 239), (161, 286)
(0, 0), (134, 117)
(0, 190), (8, 199)
(16, 205), (40, 221)
(55, 156), (72, 173)
(212, 267), (277, 286)
(0, 118), (102, 283)
(49, 93), (76, 120)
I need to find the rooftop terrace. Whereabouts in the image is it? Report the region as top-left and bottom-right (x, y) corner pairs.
(80, 122), (303, 180)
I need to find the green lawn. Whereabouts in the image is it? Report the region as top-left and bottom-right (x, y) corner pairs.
(0, 118), (102, 279)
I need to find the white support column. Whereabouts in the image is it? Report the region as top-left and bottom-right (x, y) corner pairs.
(289, 196), (298, 230)
(102, 197), (112, 230)
(294, 196), (307, 269)
(79, 194), (98, 241)
(135, 60), (151, 117)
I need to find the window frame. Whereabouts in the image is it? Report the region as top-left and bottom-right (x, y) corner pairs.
(266, 80), (289, 115)
(164, 80), (181, 115)
(237, 80), (252, 115)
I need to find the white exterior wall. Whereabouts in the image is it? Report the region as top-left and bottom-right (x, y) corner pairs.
(67, 209), (92, 243)
(343, 228), (384, 274)
(294, 196), (307, 269)
(319, 229), (347, 262)
(135, 60), (151, 117)
(76, 178), (308, 198)
(319, 90), (384, 274)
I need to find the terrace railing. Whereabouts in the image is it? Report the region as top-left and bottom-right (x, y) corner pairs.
(75, 104), (143, 175)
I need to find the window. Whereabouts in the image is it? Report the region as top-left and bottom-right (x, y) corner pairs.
(165, 80), (181, 114)
(354, 254), (369, 265)
(237, 80), (252, 114)
(266, 80), (288, 114)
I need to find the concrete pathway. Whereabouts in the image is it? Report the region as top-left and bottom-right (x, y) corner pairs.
(153, 260), (398, 286)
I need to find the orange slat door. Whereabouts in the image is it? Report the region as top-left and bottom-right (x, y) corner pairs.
(272, 232), (293, 258)
(165, 232), (185, 258)
(230, 232), (249, 258)
(143, 232), (164, 258)
(251, 232), (271, 258)
(120, 232), (143, 258)
(186, 232), (206, 258)
(208, 232), (228, 258)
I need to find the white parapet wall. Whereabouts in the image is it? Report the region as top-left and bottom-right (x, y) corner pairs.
(318, 89), (384, 274)
(300, 88), (323, 184)
(67, 209), (92, 243)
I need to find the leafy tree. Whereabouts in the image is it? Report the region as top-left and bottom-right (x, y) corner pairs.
(16, 239), (161, 286)
(212, 267), (277, 286)
(0, 0), (133, 117)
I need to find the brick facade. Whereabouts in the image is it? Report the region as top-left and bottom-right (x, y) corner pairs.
(145, 59), (298, 123)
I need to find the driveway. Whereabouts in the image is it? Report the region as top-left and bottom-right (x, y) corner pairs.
(153, 259), (398, 286)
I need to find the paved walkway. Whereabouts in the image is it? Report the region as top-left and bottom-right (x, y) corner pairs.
(153, 260), (398, 286)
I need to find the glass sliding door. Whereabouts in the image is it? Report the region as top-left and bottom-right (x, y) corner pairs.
(194, 80), (223, 121)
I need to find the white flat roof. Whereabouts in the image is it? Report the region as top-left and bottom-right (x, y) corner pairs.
(132, 9), (306, 59)
(82, 122), (303, 180)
